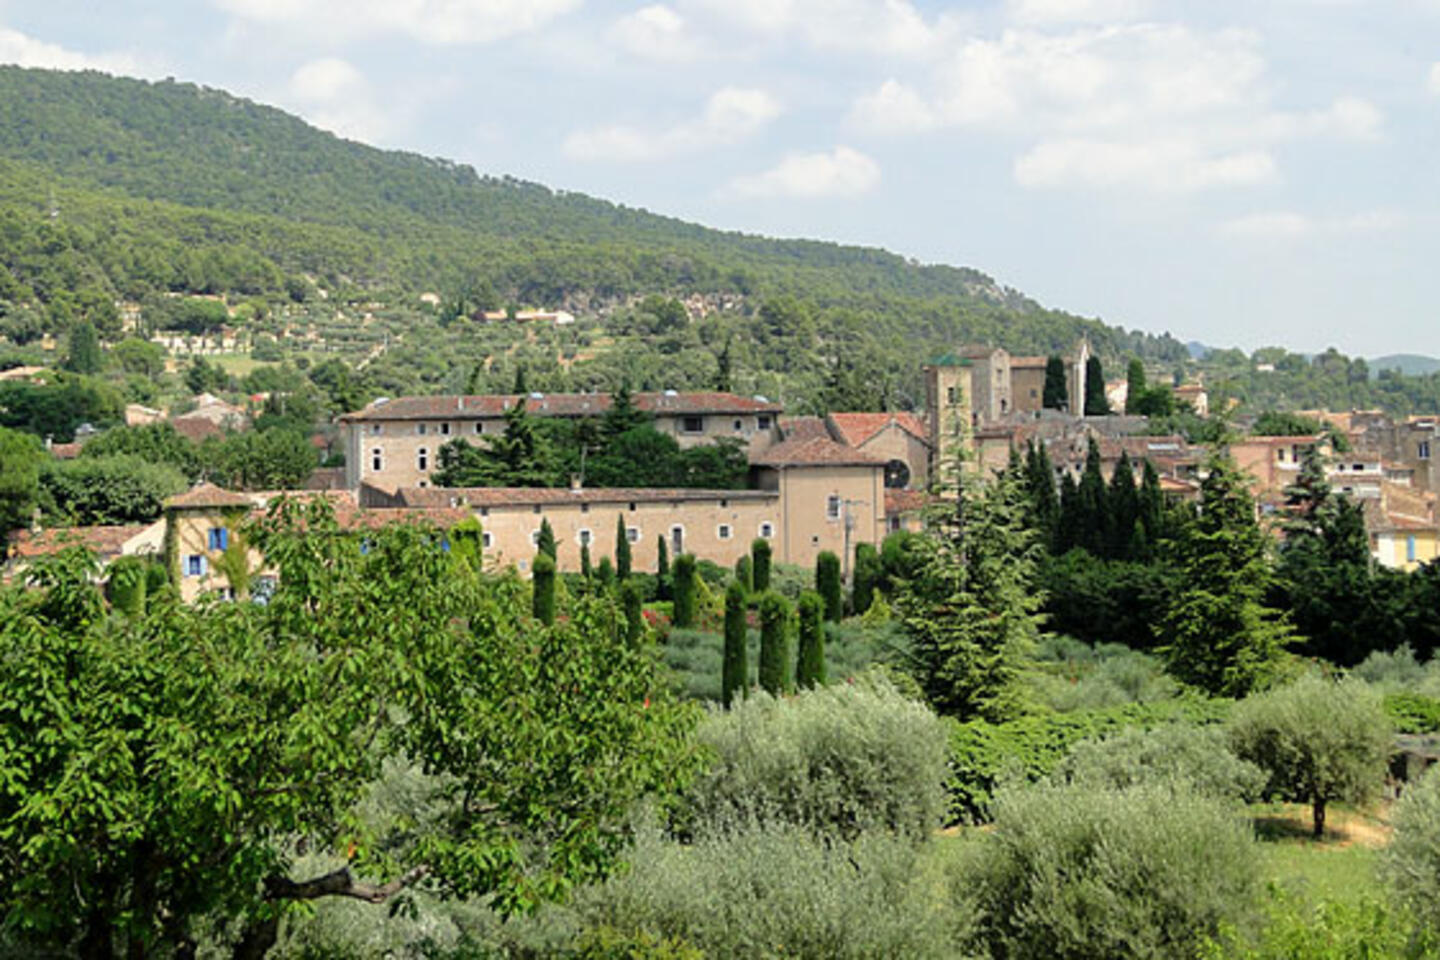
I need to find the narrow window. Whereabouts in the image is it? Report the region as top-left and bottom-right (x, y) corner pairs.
(185, 554), (206, 577)
(371, 448), (382, 472)
(759, 522), (774, 539)
(1408, 536), (1417, 563)
(417, 447), (429, 472)
(579, 529), (592, 547)
(482, 532), (493, 549)
(440, 422), (451, 436)
(671, 525), (684, 555)
(475, 422), (484, 434)
(717, 524), (732, 540)
(370, 423), (382, 435)
(626, 526), (640, 543)
(208, 527), (229, 551)
(417, 423), (427, 435)
(733, 418), (743, 431)
(827, 495), (842, 520)
(947, 386), (957, 405)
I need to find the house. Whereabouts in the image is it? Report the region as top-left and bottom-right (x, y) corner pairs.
(1229, 435), (1329, 504)
(338, 391), (784, 492)
(822, 411), (931, 490)
(5, 522), (164, 581)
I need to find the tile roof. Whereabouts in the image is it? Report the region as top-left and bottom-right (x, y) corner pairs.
(8, 524), (154, 560)
(1009, 355), (1049, 369)
(164, 483), (257, 510)
(750, 436), (888, 468)
(171, 416), (224, 443)
(49, 442), (83, 460)
(340, 391), (783, 422)
(884, 489), (931, 515)
(827, 412), (929, 448)
(780, 416), (832, 442)
(394, 486), (776, 509)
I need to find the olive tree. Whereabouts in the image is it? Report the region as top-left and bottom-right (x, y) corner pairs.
(1383, 765), (1440, 940)
(1228, 673), (1392, 838)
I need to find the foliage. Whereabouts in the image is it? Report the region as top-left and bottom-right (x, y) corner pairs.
(1382, 765), (1440, 941)
(756, 591), (791, 696)
(38, 453), (187, 525)
(671, 554), (697, 628)
(0, 373), (123, 442)
(815, 550), (842, 622)
(1203, 892), (1434, 960)
(1029, 636), (1179, 711)
(104, 555), (149, 618)
(1228, 674), (1392, 838)
(959, 781), (1260, 960)
(621, 580), (645, 645)
(1042, 355), (1068, 410)
(721, 582), (747, 709)
(1041, 551), (1175, 650)
(750, 538), (771, 593)
(1083, 354), (1109, 415)
(1125, 357), (1146, 415)
(0, 501), (698, 957)
(64, 319), (102, 374)
(850, 542), (880, 615)
(0, 425), (42, 533)
(1252, 410), (1325, 437)
(795, 591), (826, 690)
(681, 678), (948, 841)
(200, 428), (317, 491)
(614, 513), (631, 581)
(654, 534), (669, 600)
(1050, 723), (1267, 801)
(532, 551), (557, 625)
(80, 422), (202, 481)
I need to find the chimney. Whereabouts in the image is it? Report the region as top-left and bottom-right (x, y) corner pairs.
(569, 474), (583, 492)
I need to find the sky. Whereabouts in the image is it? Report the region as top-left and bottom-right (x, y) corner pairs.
(0, 0), (1436, 358)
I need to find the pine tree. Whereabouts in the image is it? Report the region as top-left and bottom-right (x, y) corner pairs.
(1076, 436), (1108, 555)
(672, 553), (697, 627)
(722, 581), (748, 708)
(1162, 452), (1295, 696)
(1138, 458), (1166, 554)
(1106, 452), (1140, 560)
(614, 513), (632, 580)
(816, 551), (843, 622)
(751, 537), (772, 592)
(796, 591), (826, 689)
(715, 340), (733, 392)
(531, 552), (556, 625)
(64, 320), (101, 375)
(1042, 356), (1068, 410)
(1125, 358), (1147, 415)
(852, 542), (881, 615)
(1022, 440), (1059, 544)
(1055, 471), (1081, 554)
(1084, 355), (1110, 415)
(656, 535), (671, 601)
(602, 382), (649, 439)
(537, 518), (557, 561)
(758, 591), (791, 695)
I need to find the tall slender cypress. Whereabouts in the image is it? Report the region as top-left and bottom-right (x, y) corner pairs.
(816, 551), (843, 622)
(722, 581), (748, 707)
(614, 513), (632, 580)
(672, 553), (698, 627)
(1107, 451), (1140, 560)
(751, 537), (772, 592)
(1084, 356), (1110, 415)
(537, 518), (557, 560)
(734, 555), (753, 594)
(852, 543), (880, 615)
(1042, 356), (1068, 410)
(796, 591), (826, 689)
(758, 591), (791, 695)
(596, 556), (615, 591)
(1076, 436), (1108, 555)
(656, 535), (671, 601)
(621, 580), (645, 646)
(531, 552), (556, 625)
(580, 543), (592, 580)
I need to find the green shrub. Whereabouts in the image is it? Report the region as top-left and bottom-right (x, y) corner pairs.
(621, 581), (645, 646)
(750, 538), (771, 592)
(816, 550), (842, 622)
(1384, 692), (1440, 734)
(574, 822), (957, 959)
(1383, 765), (1440, 940)
(795, 591), (825, 690)
(757, 591), (791, 695)
(852, 542), (881, 615)
(106, 555), (147, 617)
(531, 552), (556, 625)
(1051, 723), (1266, 801)
(1202, 892), (1432, 960)
(733, 555), (752, 594)
(960, 782), (1260, 960)
(1030, 636), (1178, 711)
(722, 582), (747, 709)
(684, 677), (947, 840)
(765, 562), (812, 601)
(671, 554), (697, 628)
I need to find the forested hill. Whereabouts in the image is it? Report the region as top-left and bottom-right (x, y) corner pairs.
(0, 65), (1188, 367)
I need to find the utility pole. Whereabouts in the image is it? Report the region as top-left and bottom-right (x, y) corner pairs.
(841, 498), (867, 586)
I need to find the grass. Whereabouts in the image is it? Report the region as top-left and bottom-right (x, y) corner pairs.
(1250, 802), (1389, 908)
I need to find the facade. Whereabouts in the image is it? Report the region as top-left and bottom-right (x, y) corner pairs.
(339, 391), (783, 491)
(825, 412), (931, 490)
(750, 436), (888, 570)
(1229, 435), (1328, 503)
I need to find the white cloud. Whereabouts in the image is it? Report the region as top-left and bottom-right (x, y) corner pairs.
(610, 5), (700, 61)
(688, 0), (958, 57)
(1428, 61), (1440, 95)
(564, 86), (780, 161)
(1219, 209), (1407, 240)
(1014, 138), (1276, 191)
(728, 145), (880, 198)
(1007, 0), (1151, 26)
(0, 26), (141, 74)
(285, 57), (386, 142)
(213, 0), (580, 46)
(848, 79), (938, 133)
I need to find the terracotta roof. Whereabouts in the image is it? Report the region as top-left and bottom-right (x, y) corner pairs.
(750, 436), (888, 468)
(164, 483), (256, 510)
(8, 525), (152, 560)
(1010, 356), (1049, 369)
(395, 486), (776, 509)
(780, 416), (832, 442)
(171, 416), (223, 443)
(340, 391), (782, 422)
(305, 467), (349, 490)
(49, 442), (83, 460)
(884, 489), (931, 515)
(333, 506), (471, 530)
(827, 412), (929, 448)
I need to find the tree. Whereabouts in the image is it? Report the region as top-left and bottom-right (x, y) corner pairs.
(596, 556), (615, 591)
(532, 550), (557, 625)
(1084, 355), (1109, 415)
(1042, 356), (1068, 410)
(734, 554), (753, 594)
(758, 592), (791, 695)
(1229, 674), (1391, 838)
(602, 383), (650, 439)
(722, 581), (748, 708)
(852, 542), (881, 615)
(39, 455), (187, 526)
(0, 426), (42, 534)
(672, 553), (698, 628)
(200, 429), (316, 491)
(614, 513), (632, 581)
(64, 320), (102, 375)
(1106, 451), (1139, 559)
(1161, 452), (1296, 697)
(1021, 440), (1059, 545)
(83, 422), (202, 481)
(1125, 358), (1146, 415)
(656, 534), (671, 600)
(537, 518), (557, 561)
(0, 500), (697, 957)
(579, 542), (592, 581)
(751, 537), (772, 592)
(621, 580), (646, 645)
(795, 591), (826, 689)
(1383, 766), (1440, 940)
(816, 551), (843, 622)
(1071, 436), (1108, 556)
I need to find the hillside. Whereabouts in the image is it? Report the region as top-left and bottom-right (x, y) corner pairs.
(1371, 354), (1440, 379)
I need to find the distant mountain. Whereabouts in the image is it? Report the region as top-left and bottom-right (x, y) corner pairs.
(1370, 354), (1440, 378)
(1186, 340), (1213, 360)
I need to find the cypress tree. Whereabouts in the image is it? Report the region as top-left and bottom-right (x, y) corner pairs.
(537, 518), (557, 560)
(672, 553), (698, 627)
(65, 320), (102, 375)
(722, 581), (748, 707)
(758, 591), (791, 695)
(852, 542), (880, 615)
(816, 550), (843, 622)
(1023, 440), (1059, 543)
(734, 554), (753, 594)
(1138, 458), (1166, 551)
(1042, 356), (1068, 410)
(656, 535), (671, 601)
(580, 543), (593, 580)
(614, 514), (632, 580)
(513, 364), (528, 394)
(596, 556), (615, 591)
(621, 580), (645, 646)
(1084, 355), (1110, 415)
(531, 552), (556, 625)
(1125, 358), (1147, 415)
(1055, 471), (1081, 554)
(1107, 451), (1140, 560)
(1076, 436), (1108, 556)
(751, 537), (772, 592)
(796, 590), (826, 689)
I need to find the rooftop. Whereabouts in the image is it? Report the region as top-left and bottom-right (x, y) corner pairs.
(750, 435), (889, 468)
(394, 486), (776, 509)
(164, 483), (257, 510)
(7, 524), (156, 560)
(827, 411), (929, 448)
(341, 391), (783, 422)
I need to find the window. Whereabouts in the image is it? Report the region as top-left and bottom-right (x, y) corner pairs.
(480, 507), (490, 517)
(1421, 441), (1432, 460)
(417, 447), (429, 472)
(417, 423), (428, 435)
(1408, 536), (1418, 563)
(208, 527), (228, 551)
(733, 419), (743, 431)
(370, 423), (382, 435)
(370, 449), (382, 472)
(579, 528), (593, 547)
(580, 503), (589, 513)
(1354, 463), (1364, 472)
(947, 386), (957, 405)
(440, 422), (451, 436)
(758, 415), (772, 430)
(531, 530), (541, 547)
(626, 526), (640, 543)
(759, 522), (774, 539)
(826, 495), (842, 520)
(1276, 447), (1287, 463)
(681, 415), (704, 434)
(670, 525), (685, 555)
(717, 524), (732, 540)
(482, 532), (493, 549)
(533, 505), (542, 514)
(629, 502), (637, 511)
(474, 422), (484, 434)
(185, 554), (206, 577)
